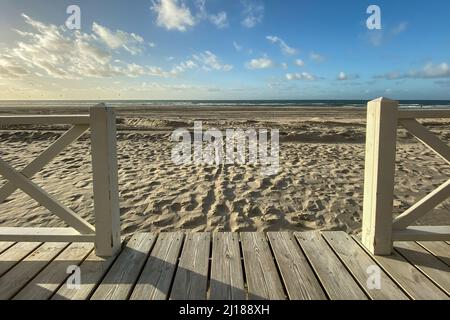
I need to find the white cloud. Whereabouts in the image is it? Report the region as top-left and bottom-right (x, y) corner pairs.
(92, 22), (145, 55)
(376, 62), (450, 80)
(0, 15), (174, 80)
(310, 52), (324, 63)
(286, 72), (315, 81)
(151, 0), (195, 31)
(241, 0), (264, 28)
(246, 57), (273, 69)
(281, 62), (288, 69)
(337, 71), (359, 81)
(192, 51), (233, 71)
(266, 36), (297, 55)
(295, 59), (304, 67)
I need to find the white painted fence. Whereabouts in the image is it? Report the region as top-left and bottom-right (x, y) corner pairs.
(0, 104), (121, 257)
(362, 97), (450, 255)
(1, 100), (448, 257)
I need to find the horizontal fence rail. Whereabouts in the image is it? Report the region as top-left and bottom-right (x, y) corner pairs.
(0, 104), (121, 257)
(362, 97), (450, 255)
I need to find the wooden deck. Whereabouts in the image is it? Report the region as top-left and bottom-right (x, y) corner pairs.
(0, 231), (448, 300)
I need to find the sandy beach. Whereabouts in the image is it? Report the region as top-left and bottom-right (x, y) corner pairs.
(0, 106), (449, 237)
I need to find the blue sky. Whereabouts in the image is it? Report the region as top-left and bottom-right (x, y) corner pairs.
(0, 0), (449, 100)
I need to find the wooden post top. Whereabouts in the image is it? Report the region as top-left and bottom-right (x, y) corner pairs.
(368, 97), (399, 106)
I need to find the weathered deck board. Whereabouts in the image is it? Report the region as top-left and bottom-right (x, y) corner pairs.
(91, 233), (156, 300)
(0, 231), (448, 300)
(0, 242), (41, 277)
(130, 233), (184, 300)
(52, 249), (117, 300)
(418, 241), (450, 266)
(170, 233), (211, 300)
(267, 232), (326, 300)
(13, 243), (94, 300)
(295, 232), (368, 300)
(354, 237), (448, 300)
(240, 232), (286, 300)
(210, 232), (245, 300)
(322, 231), (408, 300)
(0, 242), (15, 254)
(0, 242), (68, 300)
(394, 241), (450, 295)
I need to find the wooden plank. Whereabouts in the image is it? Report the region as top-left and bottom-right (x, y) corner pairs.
(90, 233), (156, 300)
(0, 242), (41, 277)
(268, 232), (326, 300)
(398, 109), (450, 119)
(240, 232), (286, 300)
(0, 115), (90, 125)
(210, 233), (246, 300)
(394, 241), (450, 295)
(90, 104), (121, 256)
(400, 119), (450, 164)
(322, 232), (408, 300)
(0, 159), (95, 234)
(130, 233), (184, 300)
(354, 237), (448, 300)
(0, 242), (68, 299)
(295, 232), (367, 300)
(0, 242), (15, 255)
(393, 180), (450, 229)
(13, 243), (94, 300)
(362, 97), (398, 255)
(52, 249), (117, 300)
(418, 242), (450, 266)
(0, 125), (89, 203)
(170, 233), (211, 300)
(0, 227), (96, 242)
(393, 226), (450, 241)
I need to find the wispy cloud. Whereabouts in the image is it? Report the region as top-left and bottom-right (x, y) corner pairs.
(286, 72), (316, 81)
(266, 36), (297, 55)
(241, 0), (264, 28)
(246, 56), (273, 69)
(391, 22), (408, 35)
(310, 52), (324, 63)
(151, 0), (195, 31)
(365, 21), (408, 47)
(337, 71), (359, 81)
(233, 41), (243, 51)
(295, 59), (305, 67)
(192, 51), (233, 71)
(196, 0), (228, 29)
(92, 23), (145, 55)
(375, 62), (450, 80)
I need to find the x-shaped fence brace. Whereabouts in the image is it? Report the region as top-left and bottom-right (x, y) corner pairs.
(393, 119), (450, 229)
(0, 105), (122, 256)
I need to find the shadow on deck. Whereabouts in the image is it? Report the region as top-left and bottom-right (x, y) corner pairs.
(0, 231), (448, 300)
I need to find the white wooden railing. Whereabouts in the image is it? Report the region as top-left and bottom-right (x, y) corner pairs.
(362, 97), (450, 255)
(0, 104), (121, 257)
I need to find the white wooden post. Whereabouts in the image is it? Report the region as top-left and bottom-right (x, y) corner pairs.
(362, 97), (399, 255)
(90, 104), (121, 256)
